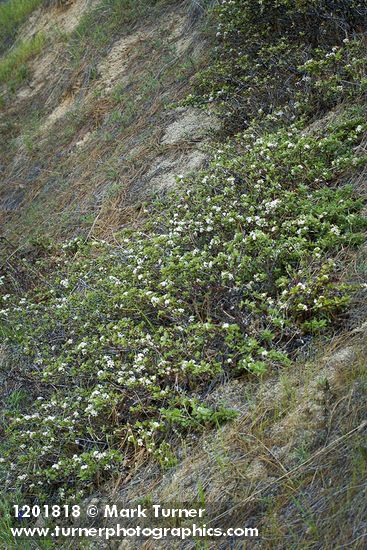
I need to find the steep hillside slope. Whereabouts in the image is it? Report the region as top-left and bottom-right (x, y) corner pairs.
(0, 1), (366, 549)
(0, 0), (214, 241)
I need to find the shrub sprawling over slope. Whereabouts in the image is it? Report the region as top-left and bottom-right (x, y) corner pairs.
(0, 0), (366, 525)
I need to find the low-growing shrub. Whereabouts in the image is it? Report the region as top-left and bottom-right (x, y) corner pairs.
(185, 0), (367, 130)
(0, 108), (366, 502)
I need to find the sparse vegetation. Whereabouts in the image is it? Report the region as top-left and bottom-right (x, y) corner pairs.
(68, 0), (178, 63)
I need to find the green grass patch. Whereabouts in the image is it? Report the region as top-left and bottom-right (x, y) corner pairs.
(0, 0), (43, 54)
(0, 32), (45, 90)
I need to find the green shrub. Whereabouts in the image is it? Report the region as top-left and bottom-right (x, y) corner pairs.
(185, 0), (367, 130)
(0, 107), (365, 502)
(0, 0), (366, 508)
